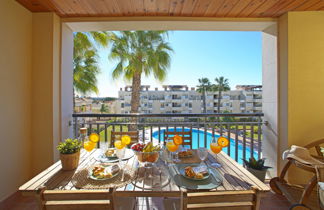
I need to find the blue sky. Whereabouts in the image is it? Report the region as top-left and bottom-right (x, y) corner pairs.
(95, 31), (262, 97)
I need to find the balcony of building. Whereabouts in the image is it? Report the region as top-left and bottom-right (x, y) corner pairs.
(2, 0), (324, 209)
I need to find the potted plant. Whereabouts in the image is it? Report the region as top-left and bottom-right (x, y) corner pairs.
(57, 139), (82, 170)
(243, 157), (271, 182)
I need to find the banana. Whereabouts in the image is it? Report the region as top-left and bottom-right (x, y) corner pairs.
(143, 142), (153, 152)
(143, 142), (161, 152)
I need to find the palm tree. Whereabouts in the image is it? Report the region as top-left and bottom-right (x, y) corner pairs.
(73, 48), (99, 96)
(109, 31), (173, 114)
(100, 104), (108, 113)
(196, 78), (212, 113)
(214, 76), (230, 114)
(73, 31), (110, 109)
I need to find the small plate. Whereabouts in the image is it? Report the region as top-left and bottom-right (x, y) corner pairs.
(95, 148), (134, 163)
(179, 165), (210, 181)
(88, 164), (120, 181)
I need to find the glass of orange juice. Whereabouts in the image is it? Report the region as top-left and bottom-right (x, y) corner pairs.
(210, 138), (223, 168)
(166, 140), (180, 163)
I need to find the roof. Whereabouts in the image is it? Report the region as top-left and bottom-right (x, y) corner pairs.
(17, 0), (324, 18)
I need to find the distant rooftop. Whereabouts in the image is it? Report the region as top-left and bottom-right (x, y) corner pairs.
(120, 85), (263, 92)
(120, 85), (195, 91)
(236, 85), (262, 91)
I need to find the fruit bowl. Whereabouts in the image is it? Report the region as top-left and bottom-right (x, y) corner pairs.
(131, 142), (161, 165)
(134, 150), (160, 163)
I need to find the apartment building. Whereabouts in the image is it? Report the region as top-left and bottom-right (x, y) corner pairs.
(205, 85), (262, 114)
(116, 85), (262, 114)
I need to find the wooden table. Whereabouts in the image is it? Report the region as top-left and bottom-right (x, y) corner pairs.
(19, 149), (269, 208)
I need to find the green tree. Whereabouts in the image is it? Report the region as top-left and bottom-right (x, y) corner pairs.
(196, 78), (212, 113)
(109, 31), (173, 114)
(73, 32), (110, 109)
(100, 103), (108, 113)
(214, 76), (230, 114)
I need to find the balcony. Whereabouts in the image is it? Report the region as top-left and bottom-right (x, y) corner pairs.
(254, 107), (262, 111)
(73, 112), (263, 162)
(4, 0), (324, 208)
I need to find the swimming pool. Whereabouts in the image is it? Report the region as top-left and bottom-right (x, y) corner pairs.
(152, 128), (258, 164)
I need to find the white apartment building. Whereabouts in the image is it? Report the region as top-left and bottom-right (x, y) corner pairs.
(116, 85), (262, 114)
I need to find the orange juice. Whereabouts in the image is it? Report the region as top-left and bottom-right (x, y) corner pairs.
(84, 141), (96, 152)
(166, 141), (179, 152)
(210, 143), (222, 154)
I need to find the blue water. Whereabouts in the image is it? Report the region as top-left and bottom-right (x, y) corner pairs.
(152, 128), (258, 164)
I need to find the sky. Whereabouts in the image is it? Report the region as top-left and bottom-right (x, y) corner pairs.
(94, 31), (262, 97)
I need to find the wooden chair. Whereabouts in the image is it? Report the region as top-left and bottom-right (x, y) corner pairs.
(180, 188), (261, 210)
(316, 166), (324, 210)
(111, 131), (138, 146)
(270, 139), (324, 210)
(38, 188), (114, 210)
(163, 130), (192, 148)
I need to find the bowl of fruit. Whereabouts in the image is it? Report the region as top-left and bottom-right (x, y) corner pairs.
(131, 142), (161, 165)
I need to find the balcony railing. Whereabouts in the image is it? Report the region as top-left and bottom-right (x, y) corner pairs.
(72, 113), (264, 164)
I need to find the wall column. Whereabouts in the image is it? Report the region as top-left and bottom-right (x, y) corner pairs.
(61, 23), (74, 140)
(31, 12), (61, 174)
(261, 24), (278, 177)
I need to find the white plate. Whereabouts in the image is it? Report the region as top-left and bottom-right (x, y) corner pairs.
(179, 165), (210, 181)
(88, 164), (120, 181)
(95, 148), (134, 163)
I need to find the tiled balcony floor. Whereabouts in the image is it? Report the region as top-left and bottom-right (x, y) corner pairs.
(1, 190), (291, 210)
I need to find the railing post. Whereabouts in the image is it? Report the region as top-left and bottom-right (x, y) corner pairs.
(257, 116), (262, 159)
(73, 116), (77, 138)
(204, 115), (207, 148)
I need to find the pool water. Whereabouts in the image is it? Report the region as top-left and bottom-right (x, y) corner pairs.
(152, 128), (258, 164)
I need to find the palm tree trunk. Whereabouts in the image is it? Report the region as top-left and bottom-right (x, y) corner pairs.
(130, 71), (141, 113)
(130, 70), (141, 131)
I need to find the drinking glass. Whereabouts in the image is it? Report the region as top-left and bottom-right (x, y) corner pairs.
(197, 147), (208, 166)
(100, 141), (108, 155)
(116, 148), (126, 181)
(166, 140), (179, 163)
(210, 138), (222, 168)
(83, 140), (96, 168)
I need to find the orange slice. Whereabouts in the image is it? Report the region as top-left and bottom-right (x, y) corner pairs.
(114, 140), (125, 149)
(89, 133), (100, 143)
(217, 137), (229, 147)
(173, 135), (183, 145)
(121, 135), (131, 145)
(84, 141), (96, 152)
(210, 143), (222, 154)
